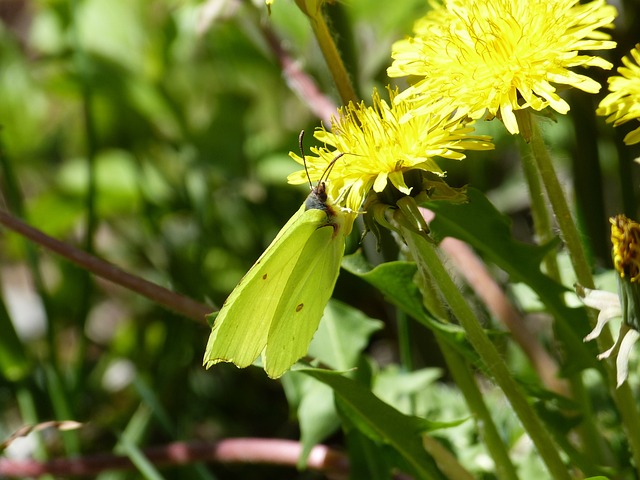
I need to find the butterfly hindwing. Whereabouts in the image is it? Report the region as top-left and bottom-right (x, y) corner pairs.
(204, 175), (352, 378)
(203, 206), (328, 370)
(263, 211), (346, 378)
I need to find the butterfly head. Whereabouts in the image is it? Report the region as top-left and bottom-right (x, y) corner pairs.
(298, 130), (344, 201)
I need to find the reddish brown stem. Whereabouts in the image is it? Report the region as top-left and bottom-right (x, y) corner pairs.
(0, 439), (349, 478)
(0, 209), (213, 322)
(260, 21), (338, 124)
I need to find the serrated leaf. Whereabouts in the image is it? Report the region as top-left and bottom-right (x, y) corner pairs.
(342, 255), (424, 317)
(303, 369), (446, 480)
(342, 254), (481, 368)
(283, 300), (383, 467)
(426, 189), (558, 284)
(424, 187), (598, 373)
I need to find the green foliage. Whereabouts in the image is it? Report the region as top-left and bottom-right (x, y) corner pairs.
(0, 0), (639, 479)
(425, 188), (598, 374)
(302, 368), (449, 480)
(282, 300), (383, 466)
(0, 298), (30, 382)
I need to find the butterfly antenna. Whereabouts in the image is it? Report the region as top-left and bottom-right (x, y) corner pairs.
(320, 152), (344, 184)
(299, 129), (346, 186)
(299, 130), (313, 190)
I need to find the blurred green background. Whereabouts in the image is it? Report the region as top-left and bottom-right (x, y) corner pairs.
(0, 0), (639, 478)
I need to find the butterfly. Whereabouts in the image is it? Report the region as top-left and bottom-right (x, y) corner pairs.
(203, 132), (352, 378)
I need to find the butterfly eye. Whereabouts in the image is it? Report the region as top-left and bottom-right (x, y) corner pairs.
(305, 183), (329, 211)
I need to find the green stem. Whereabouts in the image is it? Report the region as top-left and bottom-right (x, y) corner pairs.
(515, 113), (560, 281)
(398, 213), (570, 480)
(438, 339), (519, 480)
(611, 377), (640, 476)
(524, 113), (640, 475)
(568, 376), (614, 468)
(307, 10), (358, 106)
(516, 112), (606, 465)
(422, 434), (475, 480)
(526, 115), (592, 288)
(45, 365), (80, 455)
(396, 310), (414, 371)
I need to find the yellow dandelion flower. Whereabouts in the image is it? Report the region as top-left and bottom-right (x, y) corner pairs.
(388, 0), (617, 135)
(287, 87), (494, 213)
(581, 215), (640, 387)
(597, 44), (640, 145)
(611, 214), (640, 283)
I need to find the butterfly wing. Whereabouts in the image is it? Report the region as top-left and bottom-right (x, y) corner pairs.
(203, 206), (329, 370)
(263, 209), (349, 378)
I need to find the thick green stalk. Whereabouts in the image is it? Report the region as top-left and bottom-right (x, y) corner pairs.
(398, 214), (570, 480)
(396, 310), (414, 372)
(515, 113), (560, 281)
(526, 116), (592, 289)
(404, 217), (519, 479)
(523, 114), (640, 475)
(438, 339), (519, 480)
(307, 11), (358, 106)
(516, 112), (605, 465)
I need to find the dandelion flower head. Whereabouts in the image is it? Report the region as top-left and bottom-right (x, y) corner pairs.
(388, 0), (617, 134)
(611, 214), (640, 284)
(581, 215), (640, 386)
(288, 87), (494, 213)
(597, 44), (640, 145)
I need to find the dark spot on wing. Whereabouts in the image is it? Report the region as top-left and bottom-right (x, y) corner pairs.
(262, 273), (268, 280)
(296, 303), (304, 312)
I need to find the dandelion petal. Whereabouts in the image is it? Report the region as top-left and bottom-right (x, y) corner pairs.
(616, 329), (640, 387)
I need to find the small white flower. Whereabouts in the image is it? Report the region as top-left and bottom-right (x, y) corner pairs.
(579, 286), (640, 387)
(581, 288), (622, 342)
(579, 215), (640, 387)
(603, 327), (640, 387)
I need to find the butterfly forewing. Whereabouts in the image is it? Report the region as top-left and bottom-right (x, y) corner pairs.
(263, 209), (346, 378)
(203, 206), (328, 369)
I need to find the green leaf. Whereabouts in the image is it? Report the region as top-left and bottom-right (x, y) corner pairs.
(373, 366), (442, 416)
(426, 188), (558, 285)
(286, 377), (339, 469)
(283, 300), (383, 467)
(308, 300), (384, 370)
(342, 255), (424, 318)
(342, 426), (396, 480)
(342, 254), (482, 369)
(302, 369), (446, 480)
